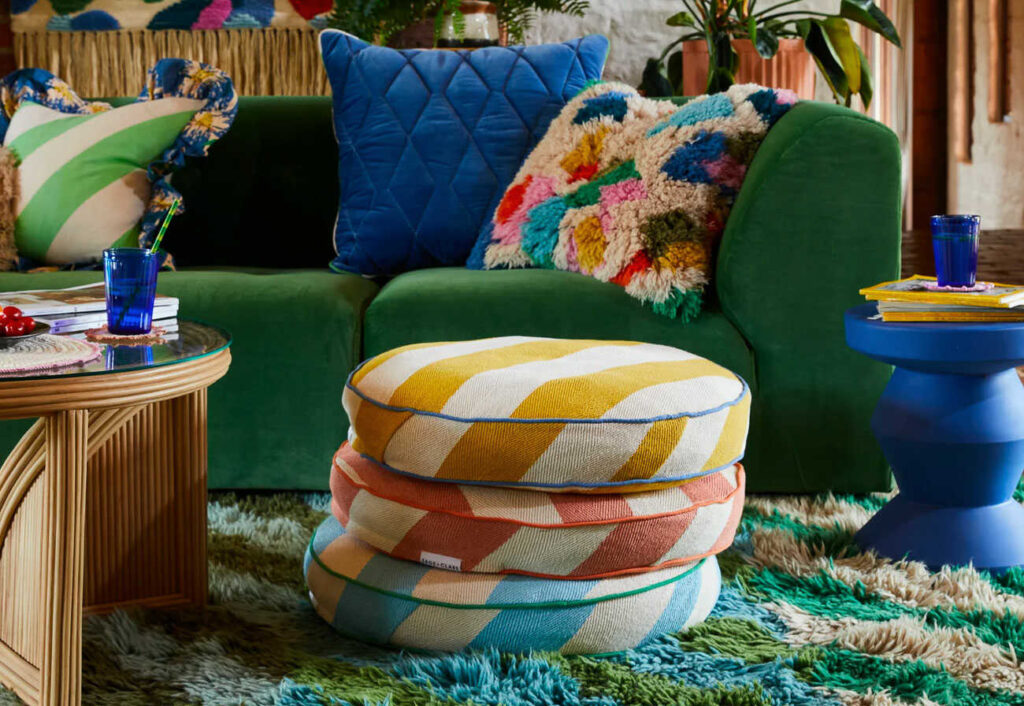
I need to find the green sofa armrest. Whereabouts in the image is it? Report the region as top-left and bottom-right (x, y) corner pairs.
(717, 101), (901, 492)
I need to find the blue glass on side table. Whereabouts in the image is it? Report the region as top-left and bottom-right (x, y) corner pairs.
(931, 214), (980, 287)
(103, 247), (161, 335)
(845, 304), (1024, 573)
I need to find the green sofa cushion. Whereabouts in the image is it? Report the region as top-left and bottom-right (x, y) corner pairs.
(363, 267), (755, 391)
(0, 268), (378, 489)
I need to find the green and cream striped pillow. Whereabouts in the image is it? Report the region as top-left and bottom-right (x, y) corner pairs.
(4, 98), (203, 265)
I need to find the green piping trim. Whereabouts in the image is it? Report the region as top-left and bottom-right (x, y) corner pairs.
(306, 534), (706, 611)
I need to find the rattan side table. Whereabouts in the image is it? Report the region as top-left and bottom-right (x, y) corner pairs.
(0, 320), (230, 706)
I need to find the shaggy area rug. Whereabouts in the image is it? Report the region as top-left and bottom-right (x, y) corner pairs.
(3, 485), (1024, 705)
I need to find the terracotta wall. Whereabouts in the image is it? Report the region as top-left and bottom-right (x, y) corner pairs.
(948, 0), (1024, 227)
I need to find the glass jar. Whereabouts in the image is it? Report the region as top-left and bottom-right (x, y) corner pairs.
(437, 1), (500, 48)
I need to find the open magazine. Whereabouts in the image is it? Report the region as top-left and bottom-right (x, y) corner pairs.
(0, 283), (178, 333)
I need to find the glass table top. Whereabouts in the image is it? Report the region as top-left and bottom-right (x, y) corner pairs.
(0, 319), (231, 381)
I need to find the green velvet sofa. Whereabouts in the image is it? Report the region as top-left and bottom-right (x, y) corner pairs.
(0, 96), (901, 493)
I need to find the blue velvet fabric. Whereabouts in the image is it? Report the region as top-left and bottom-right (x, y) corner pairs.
(319, 30), (608, 276)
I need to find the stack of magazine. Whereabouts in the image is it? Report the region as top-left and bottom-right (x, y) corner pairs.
(860, 275), (1024, 322)
(0, 283), (179, 334)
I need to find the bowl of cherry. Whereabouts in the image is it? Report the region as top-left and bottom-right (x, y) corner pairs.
(0, 306), (49, 347)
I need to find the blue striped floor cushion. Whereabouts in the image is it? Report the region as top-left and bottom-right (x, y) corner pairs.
(343, 336), (751, 493)
(303, 515), (721, 654)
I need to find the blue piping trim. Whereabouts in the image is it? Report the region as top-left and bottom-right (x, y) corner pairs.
(357, 451), (745, 490)
(343, 363), (750, 425)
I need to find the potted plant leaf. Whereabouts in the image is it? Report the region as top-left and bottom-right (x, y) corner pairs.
(327, 0), (589, 48)
(640, 0), (901, 108)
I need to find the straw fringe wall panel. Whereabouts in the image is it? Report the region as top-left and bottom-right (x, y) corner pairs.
(14, 28), (329, 96)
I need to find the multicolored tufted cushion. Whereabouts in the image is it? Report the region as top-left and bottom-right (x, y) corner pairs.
(331, 441), (744, 579)
(343, 336), (750, 493)
(467, 82), (797, 320)
(319, 30), (608, 277)
(304, 514), (720, 654)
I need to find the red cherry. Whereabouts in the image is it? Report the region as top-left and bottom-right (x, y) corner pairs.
(2, 306), (22, 318)
(0, 322), (13, 336)
(11, 320), (30, 335)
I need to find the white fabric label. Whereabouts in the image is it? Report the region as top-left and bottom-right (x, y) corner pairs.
(420, 551), (462, 572)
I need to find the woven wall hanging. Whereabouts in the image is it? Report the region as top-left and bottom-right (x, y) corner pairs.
(12, 0), (331, 95)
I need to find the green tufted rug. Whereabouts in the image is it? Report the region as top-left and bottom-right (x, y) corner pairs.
(3, 485), (1024, 705)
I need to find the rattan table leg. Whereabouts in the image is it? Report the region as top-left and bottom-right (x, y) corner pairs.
(39, 410), (88, 706)
(172, 389), (209, 607)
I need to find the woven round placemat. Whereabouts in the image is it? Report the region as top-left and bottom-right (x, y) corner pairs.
(85, 325), (166, 345)
(0, 335), (102, 374)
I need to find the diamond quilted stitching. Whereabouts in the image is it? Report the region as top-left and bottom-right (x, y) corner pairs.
(410, 50), (461, 91)
(384, 66), (432, 134)
(452, 142), (499, 220)
(445, 63), (490, 128)
(409, 98), (471, 176)
(387, 142), (435, 232)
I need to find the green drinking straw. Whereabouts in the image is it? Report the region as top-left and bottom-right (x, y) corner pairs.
(150, 198), (180, 254)
(114, 199), (180, 329)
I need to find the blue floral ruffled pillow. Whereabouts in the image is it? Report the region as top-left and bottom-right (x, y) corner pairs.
(0, 58), (237, 269)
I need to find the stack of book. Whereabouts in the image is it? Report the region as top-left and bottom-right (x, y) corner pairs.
(0, 283), (179, 333)
(860, 275), (1024, 322)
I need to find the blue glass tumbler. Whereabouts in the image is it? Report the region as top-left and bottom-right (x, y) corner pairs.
(931, 214), (980, 287)
(103, 248), (160, 335)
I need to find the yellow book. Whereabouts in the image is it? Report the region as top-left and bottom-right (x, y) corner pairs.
(881, 312), (1024, 323)
(861, 275), (1024, 309)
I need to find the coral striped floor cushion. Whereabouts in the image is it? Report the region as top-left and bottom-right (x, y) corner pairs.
(304, 515), (721, 654)
(331, 441), (744, 579)
(343, 336), (751, 492)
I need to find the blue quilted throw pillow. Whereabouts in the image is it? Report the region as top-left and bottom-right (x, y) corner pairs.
(319, 30), (608, 276)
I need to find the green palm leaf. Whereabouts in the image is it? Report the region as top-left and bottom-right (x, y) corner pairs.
(798, 18), (849, 100)
(839, 0), (901, 47)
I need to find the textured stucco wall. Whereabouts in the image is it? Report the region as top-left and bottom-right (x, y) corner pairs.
(525, 0), (832, 99)
(948, 0), (1024, 227)
(524, 0), (681, 86)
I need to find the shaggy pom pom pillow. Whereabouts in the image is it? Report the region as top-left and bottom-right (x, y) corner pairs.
(468, 82), (797, 320)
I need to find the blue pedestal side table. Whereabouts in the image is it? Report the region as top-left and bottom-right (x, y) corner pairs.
(845, 303), (1024, 572)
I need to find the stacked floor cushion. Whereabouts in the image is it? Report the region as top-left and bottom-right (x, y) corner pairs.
(305, 336), (750, 654)
(330, 442), (745, 578)
(305, 518), (721, 654)
(341, 336), (751, 492)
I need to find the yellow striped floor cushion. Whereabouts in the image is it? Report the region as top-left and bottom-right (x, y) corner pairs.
(343, 336), (751, 492)
(331, 441), (745, 579)
(304, 514), (721, 654)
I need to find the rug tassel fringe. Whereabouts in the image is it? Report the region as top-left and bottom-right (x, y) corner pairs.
(650, 288), (703, 322)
